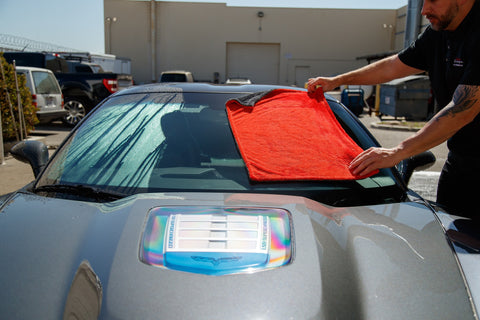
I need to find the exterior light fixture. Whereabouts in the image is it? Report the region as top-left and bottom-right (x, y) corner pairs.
(257, 11), (264, 31)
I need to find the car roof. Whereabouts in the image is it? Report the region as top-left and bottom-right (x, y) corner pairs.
(14, 66), (54, 73)
(113, 82), (338, 103)
(160, 70), (192, 74)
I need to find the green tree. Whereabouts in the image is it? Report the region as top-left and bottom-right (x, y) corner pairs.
(0, 53), (38, 141)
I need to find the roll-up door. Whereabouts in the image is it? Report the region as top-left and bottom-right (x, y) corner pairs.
(226, 42), (280, 84)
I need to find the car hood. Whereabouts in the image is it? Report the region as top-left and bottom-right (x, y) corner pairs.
(0, 191), (476, 319)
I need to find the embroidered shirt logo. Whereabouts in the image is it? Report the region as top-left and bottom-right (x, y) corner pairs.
(453, 58), (464, 68)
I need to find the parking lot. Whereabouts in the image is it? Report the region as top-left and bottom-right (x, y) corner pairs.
(0, 113), (447, 200)
(362, 114), (447, 202)
(0, 121), (70, 195)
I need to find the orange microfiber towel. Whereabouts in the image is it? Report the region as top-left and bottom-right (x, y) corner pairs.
(225, 88), (377, 181)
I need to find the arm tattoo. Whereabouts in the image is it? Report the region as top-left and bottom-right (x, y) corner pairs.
(437, 85), (479, 120)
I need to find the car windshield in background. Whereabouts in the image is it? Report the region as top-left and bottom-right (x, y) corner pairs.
(161, 73), (188, 82)
(36, 90), (405, 206)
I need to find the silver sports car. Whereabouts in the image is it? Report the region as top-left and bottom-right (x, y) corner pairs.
(2, 83), (479, 319)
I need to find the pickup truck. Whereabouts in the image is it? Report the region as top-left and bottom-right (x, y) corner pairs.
(3, 52), (133, 126)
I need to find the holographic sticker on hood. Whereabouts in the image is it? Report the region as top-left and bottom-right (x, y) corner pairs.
(140, 206), (293, 275)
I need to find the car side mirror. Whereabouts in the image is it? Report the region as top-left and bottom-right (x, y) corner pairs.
(10, 140), (49, 178)
(396, 151), (436, 185)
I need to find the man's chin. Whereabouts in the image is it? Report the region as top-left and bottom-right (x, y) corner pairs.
(427, 18), (439, 30)
(429, 21), (449, 31)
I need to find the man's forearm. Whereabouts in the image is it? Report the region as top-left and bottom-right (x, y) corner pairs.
(335, 54), (422, 86)
(397, 84), (480, 158)
(349, 84), (480, 176)
(307, 54), (421, 92)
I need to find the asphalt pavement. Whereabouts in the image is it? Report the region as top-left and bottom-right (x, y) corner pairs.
(0, 114), (447, 200)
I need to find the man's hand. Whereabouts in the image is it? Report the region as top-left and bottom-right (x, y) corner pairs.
(307, 77), (338, 93)
(349, 147), (404, 177)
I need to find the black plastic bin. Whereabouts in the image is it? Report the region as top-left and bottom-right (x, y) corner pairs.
(341, 88), (364, 116)
(379, 75), (430, 120)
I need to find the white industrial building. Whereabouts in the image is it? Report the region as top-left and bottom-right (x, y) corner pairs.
(104, 0), (427, 85)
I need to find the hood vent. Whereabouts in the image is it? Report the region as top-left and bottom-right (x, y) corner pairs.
(140, 206), (292, 275)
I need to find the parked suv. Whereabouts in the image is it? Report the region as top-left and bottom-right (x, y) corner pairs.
(4, 52), (133, 126)
(16, 66), (66, 124)
(159, 70), (194, 82)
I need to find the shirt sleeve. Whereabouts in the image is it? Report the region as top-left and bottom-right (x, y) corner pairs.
(398, 27), (434, 71)
(460, 38), (480, 86)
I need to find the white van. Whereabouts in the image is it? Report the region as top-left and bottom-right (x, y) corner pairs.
(15, 66), (66, 124)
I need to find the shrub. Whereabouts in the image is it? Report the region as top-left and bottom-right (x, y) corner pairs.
(0, 53), (38, 141)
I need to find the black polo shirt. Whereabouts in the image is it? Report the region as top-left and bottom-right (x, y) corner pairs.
(398, 1), (480, 156)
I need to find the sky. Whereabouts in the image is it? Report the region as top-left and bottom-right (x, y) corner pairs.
(1, 0), (408, 54)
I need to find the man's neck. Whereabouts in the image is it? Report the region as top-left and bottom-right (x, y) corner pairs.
(447, 0), (475, 30)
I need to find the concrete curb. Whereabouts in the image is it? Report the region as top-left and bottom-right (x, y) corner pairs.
(370, 122), (422, 132)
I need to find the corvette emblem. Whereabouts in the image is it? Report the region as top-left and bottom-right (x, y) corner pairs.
(191, 256), (242, 266)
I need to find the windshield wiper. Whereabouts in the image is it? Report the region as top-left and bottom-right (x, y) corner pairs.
(34, 184), (126, 202)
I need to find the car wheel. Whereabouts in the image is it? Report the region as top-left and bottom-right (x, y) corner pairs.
(62, 97), (87, 127)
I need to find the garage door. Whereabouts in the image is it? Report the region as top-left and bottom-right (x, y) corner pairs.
(226, 42), (280, 84)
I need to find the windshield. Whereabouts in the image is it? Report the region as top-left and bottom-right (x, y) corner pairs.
(37, 91), (405, 206)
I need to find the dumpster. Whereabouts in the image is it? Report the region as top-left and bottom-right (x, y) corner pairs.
(379, 75), (430, 120)
(341, 88), (365, 116)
